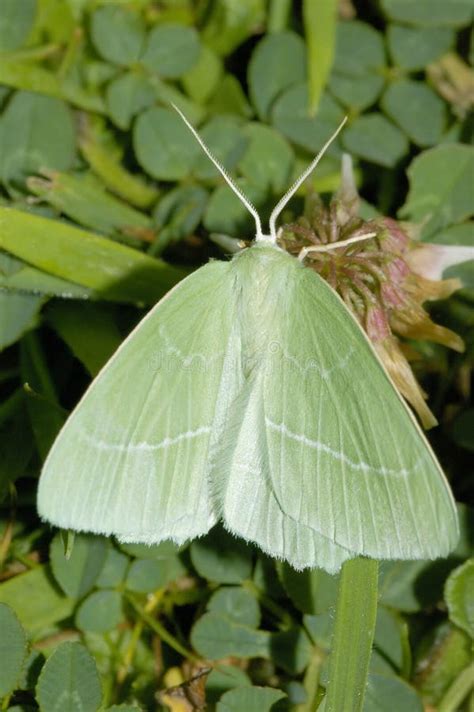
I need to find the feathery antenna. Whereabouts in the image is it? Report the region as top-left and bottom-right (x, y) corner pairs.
(172, 103), (348, 246)
(269, 117), (347, 242)
(171, 103), (264, 240)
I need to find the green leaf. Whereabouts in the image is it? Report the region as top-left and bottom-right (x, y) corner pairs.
(0, 389), (34, 495)
(216, 686), (286, 712)
(329, 20), (385, 111)
(380, 0), (474, 27)
(0, 603), (28, 697)
(182, 45), (223, 104)
(46, 301), (122, 376)
(208, 74), (252, 117)
(271, 626), (312, 674)
(400, 144), (474, 236)
(272, 83), (345, 154)
(125, 556), (186, 593)
(248, 31), (306, 120)
(372, 607), (404, 675)
(20, 331), (65, 459)
(134, 107), (201, 181)
(152, 185), (208, 254)
(27, 171), (153, 242)
(193, 116), (247, 182)
(190, 527), (253, 584)
(75, 590), (123, 633)
(378, 560), (429, 612)
(207, 587), (261, 628)
(0, 291), (43, 351)
(119, 540), (182, 560)
(279, 564), (339, 614)
(105, 706), (143, 712)
(204, 179), (266, 237)
(238, 123), (294, 193)
(445, 559), (474, 637)
(206, 665), (252, 704)
(414, 621), (471, 703)
(0, 0), (36, 51)
(105, 72), (155, 131)
(0, 565), (75, 632)
(342, 114), (408, 167)
(201, 0), (265, 56)
(191, 612), (269, 659)
(382, 80), (446, 147)
(50, 532), (108, 598)
(430, 222), (474, 247)
(141, 23), (200, 79)
(303, 0), (338, 114)
(90, 5), (145, 66)
(96, 546), (129, 588)
(0, 207), (186, 304)
(387, 25), (455, 70)
(0, 91), (75, 185)
(364, 674), (423, 711)
(36, 641), (102, 712)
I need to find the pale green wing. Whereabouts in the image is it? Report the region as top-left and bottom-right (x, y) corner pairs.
(217, 245), (458, 565)
(38, 260), (236, 545)
(210, 372), (354, 572)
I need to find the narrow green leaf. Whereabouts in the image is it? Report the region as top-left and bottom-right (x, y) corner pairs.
(182, 45), (223, 104)
(303, 0), (338, 114)
(36, 641), (102, 712)
(324, 558), (379, 712)
(0, 602), (28, 697)
(79, 119), (158, 208)
(0, 207), (187, 304)
(27, 172), (153, 243)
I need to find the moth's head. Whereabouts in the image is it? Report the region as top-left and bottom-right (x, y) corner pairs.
(172, 103), (347, 248)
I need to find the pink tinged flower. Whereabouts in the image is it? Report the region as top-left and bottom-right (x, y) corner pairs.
(407, 243), (474, 283)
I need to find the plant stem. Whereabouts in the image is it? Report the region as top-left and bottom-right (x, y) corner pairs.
(324, 557), (379, 712)
(438, 663), (474, 712)
(126, 594), (199, 662)
(267, 0), (291, 32)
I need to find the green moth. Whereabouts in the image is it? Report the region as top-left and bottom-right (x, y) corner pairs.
(37, 108), (459, 573)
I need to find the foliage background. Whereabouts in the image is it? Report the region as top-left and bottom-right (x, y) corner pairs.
(0, 0), (473, 710)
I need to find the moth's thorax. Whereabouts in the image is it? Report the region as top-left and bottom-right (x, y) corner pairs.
(232, 243), (300, 374)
